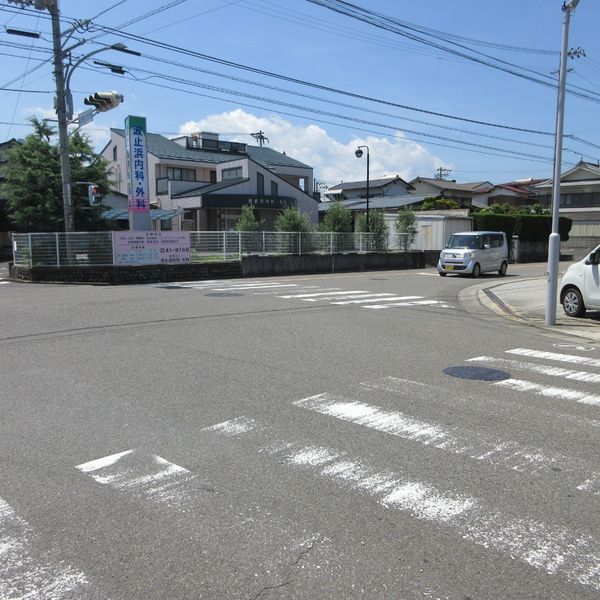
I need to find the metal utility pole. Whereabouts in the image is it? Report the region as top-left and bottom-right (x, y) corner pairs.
(545, 0), (580, 326)
(435, 167), (452, 181)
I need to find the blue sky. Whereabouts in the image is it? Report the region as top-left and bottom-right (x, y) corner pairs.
(1, 0), (599, 188)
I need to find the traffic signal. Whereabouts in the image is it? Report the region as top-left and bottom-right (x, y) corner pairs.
(87, 184), (102, 206)
(83, 91), (123, 112)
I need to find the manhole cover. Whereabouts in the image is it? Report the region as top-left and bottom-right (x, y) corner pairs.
(443, 366), (511, 381)
(204, 292), (244, 297)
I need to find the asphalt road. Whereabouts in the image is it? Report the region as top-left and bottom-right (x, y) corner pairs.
(1, 264), (600, 599)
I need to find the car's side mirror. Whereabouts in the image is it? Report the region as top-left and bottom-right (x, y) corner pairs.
(585, 251), (599, 265)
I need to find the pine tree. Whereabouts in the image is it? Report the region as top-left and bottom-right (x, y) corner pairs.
(4, 116), (111, 232)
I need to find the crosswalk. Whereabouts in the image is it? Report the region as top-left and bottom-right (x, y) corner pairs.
(0, 497), (93, 598)
(5, 343), (600, 596)
(151, 279), (455, 310)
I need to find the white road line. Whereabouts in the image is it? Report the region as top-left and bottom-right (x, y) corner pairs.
(495, 378), (600, 407)
(364, 299), (443, 309)
(506, 348), (600, 369)
(210, 283), (299, 291)
(331, 295), (421, 305)
(305, 293), (398, 303)
(0, 497), (91, 599)
(76, 450), (194, 505)
(468, 356), (600, 384)
(204, 418), (600, 591)
(294, 393), (600, 485)
(0, 281), (9, 285)
(277, 290), (362, 299)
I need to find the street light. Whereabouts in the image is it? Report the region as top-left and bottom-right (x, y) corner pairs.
(355, 145), (370, 230)
(545, 0), (580, 325)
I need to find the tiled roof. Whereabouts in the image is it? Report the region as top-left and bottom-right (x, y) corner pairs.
(411, 177), (492, 192)
(110, 130), (310, 170)
(327, 176), (411, 192)
(319, 195), (430, 211)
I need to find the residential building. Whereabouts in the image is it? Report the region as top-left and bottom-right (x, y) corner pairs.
(478, 178), (543, 209)
(409, 177), (493, 209)
(324, 175), (414, 201)
(534, 160), (600, 257)
(101, 130), (318, 231)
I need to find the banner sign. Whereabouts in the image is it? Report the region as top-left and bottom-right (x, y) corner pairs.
(125, 115), (152, 230)
(114, 231), (191, 266)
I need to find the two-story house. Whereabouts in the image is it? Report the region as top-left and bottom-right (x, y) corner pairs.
(409, 177), (493, 209)
(101, 130), (318, 231)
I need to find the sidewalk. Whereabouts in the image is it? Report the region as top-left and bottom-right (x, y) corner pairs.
(467, 276), (600, 342)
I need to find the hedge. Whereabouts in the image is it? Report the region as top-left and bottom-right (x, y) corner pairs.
(473, 213), (572, 242)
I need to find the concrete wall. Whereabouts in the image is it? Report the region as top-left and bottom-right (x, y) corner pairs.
(9, 261), (242, 285)
(241, 252), (424, 277)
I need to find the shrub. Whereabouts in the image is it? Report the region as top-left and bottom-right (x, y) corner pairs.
(357, 210), (387, 250)
(422, 196), (460, 210)
(395, 208), (418, 251)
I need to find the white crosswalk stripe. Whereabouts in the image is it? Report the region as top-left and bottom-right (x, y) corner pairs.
(203, 415), (600, 591)
(149, 279), (454, 310)
(76, 449), (195, 507)
(464, 348), (600, 408)
(0, 497), (92, 598)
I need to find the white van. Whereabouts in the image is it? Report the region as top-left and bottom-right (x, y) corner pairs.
(559, 243), (600, 317)
(438, 231), (509, 278)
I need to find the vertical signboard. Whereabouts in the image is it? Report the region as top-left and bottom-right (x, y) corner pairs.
(125, 115), (152, 231)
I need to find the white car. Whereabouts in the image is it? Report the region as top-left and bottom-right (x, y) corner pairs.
(438, 231), (509, 278)
(559, 243), (600, 317)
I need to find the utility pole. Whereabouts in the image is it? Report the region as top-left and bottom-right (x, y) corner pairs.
(8, 1), (133, 236)
(47, 1), (74, 232)
(435, 167), (452, 181)
(545, 0), (581, 325)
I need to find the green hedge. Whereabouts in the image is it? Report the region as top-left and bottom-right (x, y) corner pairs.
(473, 213), (572, 242)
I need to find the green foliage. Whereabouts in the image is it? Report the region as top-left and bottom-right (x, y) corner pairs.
(422, 196), (460, 210)
(472, 213), (517, 241)
(318, 201), (353, 232)
(357, 210), (387, 250)
(274, 206), (312, 232)
(236, 205), (261, 231)
(473, 212), (572, 242)
(4, 116), (111, 232)
(395, 207), (418, 251)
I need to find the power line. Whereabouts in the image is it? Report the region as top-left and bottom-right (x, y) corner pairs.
(306, 0), (600, 104)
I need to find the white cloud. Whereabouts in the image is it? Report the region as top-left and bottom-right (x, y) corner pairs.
(179, 109), (449, 187)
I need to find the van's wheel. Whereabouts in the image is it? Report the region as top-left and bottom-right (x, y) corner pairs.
(439, 272), (447, 277)
(562, 287), (586, 317)
(498, 261), (508, 276)
(471, 263), (481, 278)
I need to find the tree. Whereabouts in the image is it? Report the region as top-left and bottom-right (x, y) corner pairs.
(357, 210), (387, 250)
(395, 207), (418, 251)
(318, 201), (353, 232)
(421, 196), (460, 211)
(235, 205), (261, 231)
(4, 116), (111, 232)
(274, 206), (312, 232)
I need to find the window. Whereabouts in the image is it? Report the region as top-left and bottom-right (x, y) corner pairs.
(222, 166), (243, 180)
(167, 167), (196, 181)
(271, 181), (278, 197)
(112, 146), (117, 161)
(257, 172), (264, 195)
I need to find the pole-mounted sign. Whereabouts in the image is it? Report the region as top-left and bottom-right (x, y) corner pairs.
(125, 115), (152, 231)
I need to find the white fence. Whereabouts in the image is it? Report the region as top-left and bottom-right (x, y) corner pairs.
(11, 231), (423, 268)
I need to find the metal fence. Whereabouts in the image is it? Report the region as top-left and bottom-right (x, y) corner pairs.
(11, 231), (423, 268)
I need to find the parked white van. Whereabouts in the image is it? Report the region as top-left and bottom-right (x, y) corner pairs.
(559, 243), (600, 317)
(438, 231), (509, 278)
